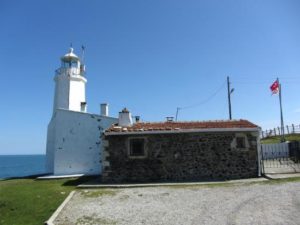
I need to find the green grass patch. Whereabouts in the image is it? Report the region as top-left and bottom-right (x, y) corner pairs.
(0, 176), (94, 225)
(166, 176), (300, 189)
(80, 189), (117, 198)
(76, 215), (117, 225)
(167, 182), (236, 189)
(262, 176), (300, 184)
(261, 133), (300, 144)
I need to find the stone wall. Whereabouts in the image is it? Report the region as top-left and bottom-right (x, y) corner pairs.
(102, 132), (259, 183)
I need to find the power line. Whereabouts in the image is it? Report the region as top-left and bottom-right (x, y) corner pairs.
(233, 81), (300, 85)
(180, 81), (226, 109)
(175, 81), (226, 120)
(224, 76), (300, 86)
(174, 75), (298, 121)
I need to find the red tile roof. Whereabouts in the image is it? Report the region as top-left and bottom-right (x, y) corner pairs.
(105, 119), (259, 134)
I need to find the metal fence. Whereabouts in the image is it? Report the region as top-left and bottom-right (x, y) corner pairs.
(261, 142), (300, 174)
(261, 143), (289, 159)
(261, 124), (300, 139)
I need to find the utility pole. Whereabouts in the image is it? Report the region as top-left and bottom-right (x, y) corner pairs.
(227, 76), (234, 120)
(278, 78), (285, 142)
(175, 107), (180, 121)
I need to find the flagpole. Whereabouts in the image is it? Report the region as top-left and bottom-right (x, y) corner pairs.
(278, 78), (285, 142)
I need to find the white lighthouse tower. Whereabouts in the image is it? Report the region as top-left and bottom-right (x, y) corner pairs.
(53, 47), (87, 113)
(45, 48), (118, 176)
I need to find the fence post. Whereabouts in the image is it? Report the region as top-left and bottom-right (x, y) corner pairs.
(286, 125), (290, 134)
(292, 124), (295, 133)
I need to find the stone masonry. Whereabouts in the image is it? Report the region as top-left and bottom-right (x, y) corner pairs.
(102, 132), (259, 183)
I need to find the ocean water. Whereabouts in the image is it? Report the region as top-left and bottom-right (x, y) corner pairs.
(0, 155), (46, 179)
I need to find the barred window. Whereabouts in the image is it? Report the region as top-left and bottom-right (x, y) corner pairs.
(129, 138), (146, 157)
(236, 137), (246, 148)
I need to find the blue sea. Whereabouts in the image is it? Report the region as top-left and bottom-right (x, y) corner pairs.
(0, 155), (46, 179)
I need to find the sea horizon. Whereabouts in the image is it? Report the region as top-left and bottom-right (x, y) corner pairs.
(0, 154), (46, 156)
(0, 155), (46, 179)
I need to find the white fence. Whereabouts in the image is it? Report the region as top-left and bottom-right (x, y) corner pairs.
(261, 143), (289, 159)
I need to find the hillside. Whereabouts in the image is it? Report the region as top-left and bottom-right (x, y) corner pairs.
(261, 134), (300, 144)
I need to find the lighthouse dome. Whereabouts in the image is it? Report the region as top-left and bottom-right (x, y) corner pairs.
(61, 48), (80, 62)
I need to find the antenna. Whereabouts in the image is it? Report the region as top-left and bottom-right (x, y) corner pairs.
(81, 45), (86, 64)
(80, 45), (86, 76)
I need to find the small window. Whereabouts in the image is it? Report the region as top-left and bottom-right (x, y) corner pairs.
(80, 102), (87, 112)
(129, 138), (145, 157)
(236, 137), (246, 148)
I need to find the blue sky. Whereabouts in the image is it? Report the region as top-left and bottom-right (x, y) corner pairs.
(0, 0), (299, 154)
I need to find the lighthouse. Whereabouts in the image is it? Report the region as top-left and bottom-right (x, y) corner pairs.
(45, 48), (118, 176)
(53, 48), (87, 113)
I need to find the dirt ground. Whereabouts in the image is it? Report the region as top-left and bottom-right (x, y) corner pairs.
(54, 181), (300, 225)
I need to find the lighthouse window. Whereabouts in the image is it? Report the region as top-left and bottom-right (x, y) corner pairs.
(128, 138), (146, 158)
(71, 61), (78, 67)
(62, 61), (78, 68)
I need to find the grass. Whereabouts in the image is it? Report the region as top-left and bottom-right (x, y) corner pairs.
(76, 216), (117, 225)
(0, 176), (94, 225)
(166, 176), (300, 189)
(263, 176), (300, 184)
(79, 189), (117, 198)
(261, 133), (300, 144)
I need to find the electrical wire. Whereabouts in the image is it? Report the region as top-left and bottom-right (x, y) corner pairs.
(175, 75), (298, 119)
(232, 76), (300, 83)
(178, 81), (226, 110)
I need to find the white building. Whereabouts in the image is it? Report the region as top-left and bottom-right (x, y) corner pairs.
(46, 48), (118, 176)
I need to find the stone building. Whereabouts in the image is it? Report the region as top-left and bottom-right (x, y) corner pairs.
(45, 48), (261, 179)
(102, 114), (261, 183)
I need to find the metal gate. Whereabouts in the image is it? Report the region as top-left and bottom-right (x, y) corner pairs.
(261, 142), (300, 174)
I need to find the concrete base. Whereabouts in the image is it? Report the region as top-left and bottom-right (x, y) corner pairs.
(37, 174), (84, 180)
(78, 177), (267, 188)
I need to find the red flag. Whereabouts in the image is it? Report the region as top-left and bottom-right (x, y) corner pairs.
(270, 80), (279, 94)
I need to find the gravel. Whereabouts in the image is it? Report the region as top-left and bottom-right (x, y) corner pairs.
(54, 182), (300, 225)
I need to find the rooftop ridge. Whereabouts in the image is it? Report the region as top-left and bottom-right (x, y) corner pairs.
(131, 119), (250, 124)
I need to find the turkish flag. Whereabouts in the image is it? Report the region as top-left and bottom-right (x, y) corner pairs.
(270, 80), (279, 94)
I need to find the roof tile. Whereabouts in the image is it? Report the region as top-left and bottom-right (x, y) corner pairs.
(105, 119), (259, 133)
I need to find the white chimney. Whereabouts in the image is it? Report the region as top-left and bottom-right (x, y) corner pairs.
(119, 108), (133, 127)
(100, 103), (109, 116)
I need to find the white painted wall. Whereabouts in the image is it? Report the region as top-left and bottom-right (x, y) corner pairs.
(53, 73), (69, 113)
(53, 67), (87, 113)
(69, 76), (86, 112)
(46, 109), (117, 175)
(45, 117), (55, 174)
